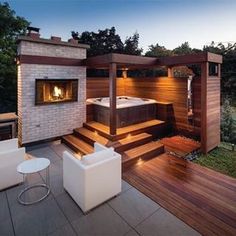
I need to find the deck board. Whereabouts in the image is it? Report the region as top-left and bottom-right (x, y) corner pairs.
(85, 119), (165, 135)
(160, 136), (200, 156)
(123, 154), (236, 236)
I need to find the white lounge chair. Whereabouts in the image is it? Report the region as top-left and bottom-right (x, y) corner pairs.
(0, 138), (25, 190)
(63, 142), (121, 213)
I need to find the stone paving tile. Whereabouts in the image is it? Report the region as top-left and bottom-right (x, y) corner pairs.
(47, 173), (66, 197)
(55, 192), (83, 222)
(50, 143), (71, 159)
(9, 197), (68, 236)
(71, 204), (131, 236)
(121, 179), (133, 193)
(125, 229), (140, 236)
(6, 173), (47, 206)
(0, 218), (14, 236)
(47, 223), (77, 236)
(28, 146), (61, 163)
(0, 191), (10, 222)
(108, 187), (160, 227)
(136, 207), (201, 236)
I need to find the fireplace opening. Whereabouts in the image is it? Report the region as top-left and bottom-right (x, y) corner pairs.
(35, 79), (78, 105)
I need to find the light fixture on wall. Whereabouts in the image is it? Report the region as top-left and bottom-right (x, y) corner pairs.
(122, 68), (128, 79)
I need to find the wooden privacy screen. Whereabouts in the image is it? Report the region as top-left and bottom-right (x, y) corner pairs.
(205, 76), (221, 152)
(87, 77), (189, 132)
(124, 77), (188, 132)
(86, 77), (125, 98)
(192, 77), (201, 135)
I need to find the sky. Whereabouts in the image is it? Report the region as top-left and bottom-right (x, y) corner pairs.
(6, 0), (236, 52)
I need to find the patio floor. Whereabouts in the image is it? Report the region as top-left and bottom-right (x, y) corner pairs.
(0, 141), (200, 236)
(123, 153), (236, 236)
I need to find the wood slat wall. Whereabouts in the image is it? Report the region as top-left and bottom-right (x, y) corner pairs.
(87, 76), (188, 132)
(86, 77), (125, 98)
(192, 77), (201, 135)
(124, 77), (188, 131)
(206, 77), (221, 151)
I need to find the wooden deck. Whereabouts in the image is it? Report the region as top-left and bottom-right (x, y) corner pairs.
(160, 135), (200, 157)
(84, 119), (166, 140)
(123, 154), (236, 236)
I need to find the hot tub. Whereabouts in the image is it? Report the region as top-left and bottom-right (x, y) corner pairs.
(87, 96), (157, 128)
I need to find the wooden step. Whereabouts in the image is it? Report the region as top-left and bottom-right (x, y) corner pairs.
(74, 127), (110, 146)
(122, 141), (164, 170)
(110, 133), (153, 153)
(84, 120), (166, 141)
(61, 135), (93, 155)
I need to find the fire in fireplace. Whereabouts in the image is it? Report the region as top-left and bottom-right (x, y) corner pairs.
(35, 79), (78, 105)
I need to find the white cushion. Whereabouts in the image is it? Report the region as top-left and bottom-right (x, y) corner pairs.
(81, 148), (114, 166)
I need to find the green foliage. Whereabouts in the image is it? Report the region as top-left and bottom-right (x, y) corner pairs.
(123, 32), (142, 55)
(194, 146), (236, 178)
(75, 27), (124, 57)
(73, 28), (142, 57)
(172, 42), (192, 55)
(145, 43), (172, 57)
(0, 2), (29, 112)
(221, 98), (235, 143)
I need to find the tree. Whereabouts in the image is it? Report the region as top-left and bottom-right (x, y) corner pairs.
(172, 42), (193, 55)
(221, 98), (234, 143)
(0, 2), (29, 112)
(74, 27), (124, 57)
(145, 43), (172, 57)
(123, 32), (142, 55)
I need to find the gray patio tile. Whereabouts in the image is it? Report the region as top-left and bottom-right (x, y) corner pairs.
(0, 191), (10, 222)
(72, 204), (131, 236)
(48, 174), (66, 197)
(10, 197), (68, 236)
(40, 159), (62, 180)
(28, 146), (61, 163)
(0, 218), (14, 236)
(121, 180), (133, 193)
(50, 142), (71, 159)
(55, 192), (83, 222)
(108, 187), (160, 227)
(136, 207), (201, 236)
(48, 158), (62, 175)
(6, 174), (47, 206)
(125, 229), (140, 236)
(47, 223), (76, 236)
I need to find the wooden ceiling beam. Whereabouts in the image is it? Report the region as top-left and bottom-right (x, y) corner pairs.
(84, 51), (222, 69)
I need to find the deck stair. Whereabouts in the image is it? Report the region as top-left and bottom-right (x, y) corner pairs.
(62, 120), (167, 170)
(83, 120), (165, 141)
(74, 127), (110, 146)
(110, 133), (153, 153)
(61, 134), (93, 155)
(122, 141), (165, 170)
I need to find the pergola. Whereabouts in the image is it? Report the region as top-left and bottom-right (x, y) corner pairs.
(84, 52), (223, 153)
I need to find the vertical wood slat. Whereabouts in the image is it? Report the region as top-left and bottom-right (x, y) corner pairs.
(201, 62), (221, 153)
(201, 63), (208, 153)
(109, 63), (117, 135)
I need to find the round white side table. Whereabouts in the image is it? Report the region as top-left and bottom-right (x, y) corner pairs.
(17, 158), (50, 205)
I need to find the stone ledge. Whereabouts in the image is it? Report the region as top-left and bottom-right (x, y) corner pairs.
(17, 36), (90, 49)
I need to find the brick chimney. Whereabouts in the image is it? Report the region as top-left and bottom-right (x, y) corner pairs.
(27, 26), (40, 39)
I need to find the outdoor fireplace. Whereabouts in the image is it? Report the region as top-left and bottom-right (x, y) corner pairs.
(35, 79), (78, 105)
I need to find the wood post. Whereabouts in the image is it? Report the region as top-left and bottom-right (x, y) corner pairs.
(200, 62), (208, 154)
(109, 63), (117, 135)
